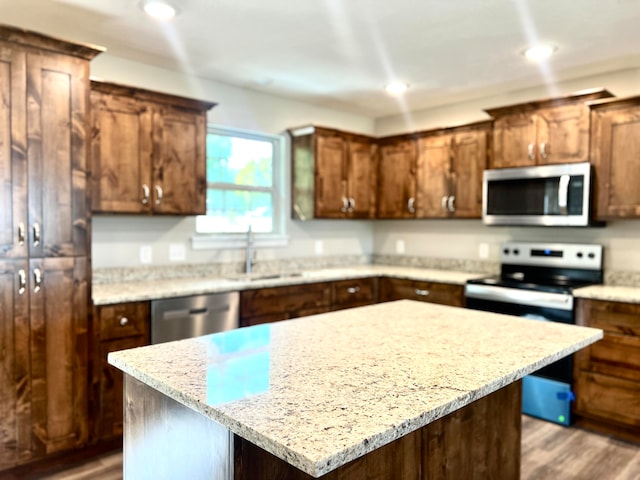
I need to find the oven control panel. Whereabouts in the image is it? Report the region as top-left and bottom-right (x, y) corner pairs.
(500, 242), (603, 269)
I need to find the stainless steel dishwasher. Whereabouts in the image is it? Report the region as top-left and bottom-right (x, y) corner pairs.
(151, 292), (240, 344)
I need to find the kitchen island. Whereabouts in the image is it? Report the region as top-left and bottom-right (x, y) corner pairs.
(108, 300), (603, 479)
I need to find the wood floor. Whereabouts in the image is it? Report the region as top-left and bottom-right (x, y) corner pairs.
(20, 416), (640, 479)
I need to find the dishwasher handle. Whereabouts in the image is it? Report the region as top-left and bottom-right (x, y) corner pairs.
(161, 305), (230, 321)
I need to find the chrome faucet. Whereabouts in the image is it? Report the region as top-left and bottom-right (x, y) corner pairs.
(245, 225), (255, 274)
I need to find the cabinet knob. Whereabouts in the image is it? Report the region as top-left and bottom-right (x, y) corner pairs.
(447, 195), (455, 213)
(348, 197), (355, 212)
(32, 222), (41, 247)
(141, 184), (150, 205)
(18, 269), (26, 296)
(341, 197), (349, 213)
(415, 289), (430, 297)
(120, 316), (129, 326)
(33, 268), (42, 294)
(347, 286), (360, 294)
(441, 196), (448, 212)
(528, 143), (536, 161)
(18, 223), (25, 246)
(540, 142), (549, 160)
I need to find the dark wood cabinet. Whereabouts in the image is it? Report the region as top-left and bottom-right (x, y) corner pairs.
(378, 277), (464, 307)
(485, 89), (613, 168)
(573, 299), (640, 444)
(90, 81), (214, 215)
(0, 25), (100, 471)
(90, 302), (150, 443)
(376, 136), (417, 218)
(589, 96), (640, 219)
(415, 122), (490, 218)
(290, 126), (377, 219)
(331, 277), (378, 310)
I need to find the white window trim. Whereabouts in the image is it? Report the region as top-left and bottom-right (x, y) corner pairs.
(192, 124), (288, 250)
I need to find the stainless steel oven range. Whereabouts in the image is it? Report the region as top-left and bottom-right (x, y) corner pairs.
(465, 241), (603, 426)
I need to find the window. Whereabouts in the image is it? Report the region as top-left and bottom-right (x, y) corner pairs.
(194, 125), (285, 246)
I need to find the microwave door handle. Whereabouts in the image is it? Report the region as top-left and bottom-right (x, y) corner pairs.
(558, 174), (570, 214)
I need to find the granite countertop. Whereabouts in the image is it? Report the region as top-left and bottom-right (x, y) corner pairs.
(573, 284), (640, 304)
(108, 300), (603, 478)
(92, 265), (483, 305)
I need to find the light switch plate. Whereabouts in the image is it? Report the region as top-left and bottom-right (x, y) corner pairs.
(139, 245), (152, 264)
(169, 243), (186, 262)
(395, 239), (405, 254)
(315, 240), (324, 255)
(479, 243), (489, 259)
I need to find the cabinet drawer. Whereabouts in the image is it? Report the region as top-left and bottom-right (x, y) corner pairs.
(579, 299), (640, 336)
(97, 302), (150, 340)
(379, 278), (464, 307)
(574, 371), (640, 428)
(332, 277), (377, 309)
(240, 282), (332, 318)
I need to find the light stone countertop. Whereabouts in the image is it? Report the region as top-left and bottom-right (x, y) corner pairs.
(92, 265), (483, 305)
(108, 300), (603, 478)
(573, 284), (640, 304)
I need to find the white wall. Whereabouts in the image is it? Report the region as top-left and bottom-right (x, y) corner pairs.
(373, 66), (640, 273)
(91, 54), (640, 272)
(90, 54), (376, 269)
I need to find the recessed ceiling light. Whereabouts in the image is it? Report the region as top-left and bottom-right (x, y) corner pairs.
(142, 1), (177, 20)
(384, 82), (409, 96)
(523, 44), (557, 62)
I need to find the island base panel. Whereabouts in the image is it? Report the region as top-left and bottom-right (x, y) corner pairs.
(235, 381), (522, 479)
(123, 376), (233, 480)
(123, 375), (521, 479)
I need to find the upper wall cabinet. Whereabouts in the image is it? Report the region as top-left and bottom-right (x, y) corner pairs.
(376, 136), (417, 219)
(415, 121), (491, 218)
(590, 96), (640, 219)
(290, 126), (377, 220)
(90, 81), (215, 215)
(485, 89), (613, 169)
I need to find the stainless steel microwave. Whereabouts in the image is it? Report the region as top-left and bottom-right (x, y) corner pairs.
(482, 162), (594, 227)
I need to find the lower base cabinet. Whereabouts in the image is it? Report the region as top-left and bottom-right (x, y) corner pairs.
(90, 302), (150, 443)
(573, 299), (640, 443)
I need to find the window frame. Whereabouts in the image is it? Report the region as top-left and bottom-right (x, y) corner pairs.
(192, 124), (288, 250)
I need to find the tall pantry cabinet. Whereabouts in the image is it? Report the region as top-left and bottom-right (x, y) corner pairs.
(0, 25), (101, 470)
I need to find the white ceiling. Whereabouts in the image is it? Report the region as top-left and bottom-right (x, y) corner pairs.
(2, 0), (640, 118)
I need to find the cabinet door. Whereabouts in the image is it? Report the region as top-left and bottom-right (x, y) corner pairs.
(415, 134), (451, 218)
(0, 45), (28, 259)
(26, 51), (89, 257)
(332, 277), (377, 310)
(0, 260), (31, 469)
(450, 128), (487, 218)
(152, 106), (207, 215)
(535, 103), (590, 165)
(30, 257), (88, 456)
(346, 139), (376, 218)
(377, 139), (416, 218)
(314, 134), (347, 218)
(591, 105), (640, 218)
(491, 112), (537, 168)
(378, 278), (464, 307)
(90, 90), (153, 213)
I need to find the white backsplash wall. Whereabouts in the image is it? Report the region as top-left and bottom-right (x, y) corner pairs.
(372, 219), (640, 273)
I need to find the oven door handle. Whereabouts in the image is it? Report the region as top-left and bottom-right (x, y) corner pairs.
(464, 284), (574, 311)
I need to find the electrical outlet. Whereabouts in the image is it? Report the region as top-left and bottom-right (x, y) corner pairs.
(315, 240), (324, 255)
(169, 243), (186, 262)
(395, 239), (405, 254)
(139, 245), (152, 264)
(479, 243), (489, 259)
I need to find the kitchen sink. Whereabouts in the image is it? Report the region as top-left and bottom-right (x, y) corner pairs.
(226, 272), (304, 282)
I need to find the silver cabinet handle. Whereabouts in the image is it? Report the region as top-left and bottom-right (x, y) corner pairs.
(447, 195), (455, 213)
(558, 174), (570, 215)
(32, 222), (40, 247)
(18, 269), (26, 295)
(528, 143), (536, 161)
(142, 184), (150, 205)
(540, 142), (548, 160)
(441, 196), (448, 212)
(33, 268), (42, 293)
(415, 289), (430, 297)
(120, 316), (129, 326)
(347, 286), (360, 294)
(155, 185), (163, 205)
(18, 223), (25, 246)
(408, 197), (416, 214)
(341, 197), (349, 213)
(348, 197), (355, 212)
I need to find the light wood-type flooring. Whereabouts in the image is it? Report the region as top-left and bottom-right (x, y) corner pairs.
(22, 416), (640, 479)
